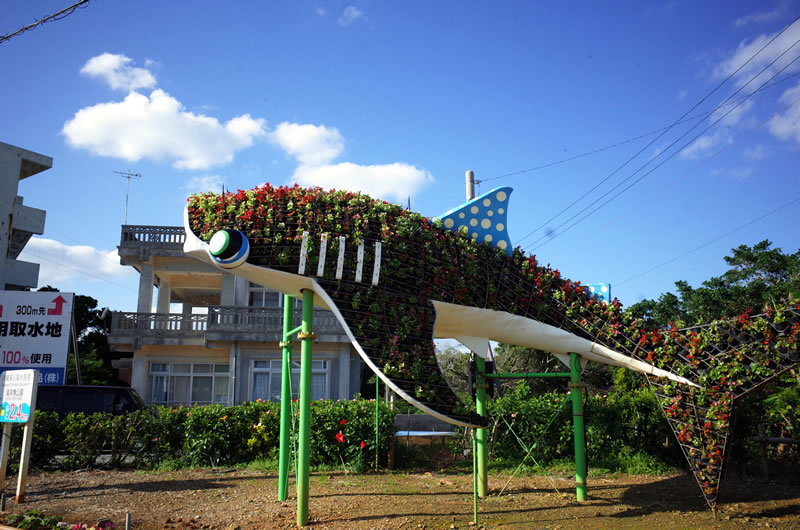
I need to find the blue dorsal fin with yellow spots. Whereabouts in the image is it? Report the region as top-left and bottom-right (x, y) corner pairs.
(437, 187), (513, 255)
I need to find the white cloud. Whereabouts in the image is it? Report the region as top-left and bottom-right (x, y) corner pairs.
(679, 131), (722, 160)
(315, 7), (327, 16)
(19, 238), (135, 286)
(338, 5), (366, 26)
(184, 175), (225, 193)
(62, 89), (266, 170)
(268, 120), (435, 200)
(711, 97), (754, 126)
(710, 166), (754, 180)
(80, 53), (157, 91)
(743, 143), (766, 160)
(733, 6), (785, 28)
(713, 23), (800, 89)
(291, 162), (433, 202)
(768, 81), (800, 144)
(269, 122), (344, 166)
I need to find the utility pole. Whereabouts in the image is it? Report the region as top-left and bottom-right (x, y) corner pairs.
(113, 170), (141, 225)
(465, 169), (489, 498)
(465, 170), (475, 200)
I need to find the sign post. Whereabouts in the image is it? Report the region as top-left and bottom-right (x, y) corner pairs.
(0, 369), (39, 503)
(0, 292), (74, 385)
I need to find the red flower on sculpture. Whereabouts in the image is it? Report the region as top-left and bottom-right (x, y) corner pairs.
(340, 419), (348, 425)
(335, 432), (345, 443)
(360, 441), (366, 449)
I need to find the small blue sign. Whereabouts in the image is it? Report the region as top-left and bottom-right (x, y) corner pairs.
(585, 283), (611, 304)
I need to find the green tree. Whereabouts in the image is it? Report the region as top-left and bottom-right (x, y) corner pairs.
(435, 345), (470, 401)
(628, 239), (800, 328)
(36, 286), (116, 385)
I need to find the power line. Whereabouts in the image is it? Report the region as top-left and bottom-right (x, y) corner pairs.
(22, 241), (138, 293)
(0, 191), (138, 294)
(562, 96), (800, 255)
(480, 71), (800, 185)
(525, 38), (800, 251)
(513, 15), (800, 247)
(0, 0), (91, 44)
(615, 196), (800, 287)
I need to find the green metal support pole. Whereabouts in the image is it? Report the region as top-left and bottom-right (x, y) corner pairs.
(375, 377), (379, 471)
(296, 290), (314, 527)
(472, 428), (478, 525)
(278, 295), (294, 502)
(475, 356), (488, 498)
(570, 352), (587, 502)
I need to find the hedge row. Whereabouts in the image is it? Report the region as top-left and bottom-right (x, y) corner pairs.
(6, 398), (395, 473)
(458, 384), (684, 472)
(5, 389), (729, 475)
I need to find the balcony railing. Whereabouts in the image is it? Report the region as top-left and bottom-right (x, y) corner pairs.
(110, 306), (345, 341)
(208, 306), (342, 334)
(111, 312), (208, 337)
(120, 225), (185, 249)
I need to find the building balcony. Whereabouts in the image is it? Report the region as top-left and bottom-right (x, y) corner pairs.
(120, 225), (186, 249)
(109, 306), (348, 350)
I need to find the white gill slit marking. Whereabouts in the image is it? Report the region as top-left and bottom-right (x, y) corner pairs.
(317, 233), (328, 277)
(298, 231), (309, 275)
(355, 242), (364, 282)
(336, 236), (346, 280)
(372, 242), (382, 286)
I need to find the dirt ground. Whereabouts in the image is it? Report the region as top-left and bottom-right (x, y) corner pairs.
(1, 468), (798, 529)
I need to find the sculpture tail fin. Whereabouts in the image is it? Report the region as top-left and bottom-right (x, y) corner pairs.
(645, 304), (800, 509)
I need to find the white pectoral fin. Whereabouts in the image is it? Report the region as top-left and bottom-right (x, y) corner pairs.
(431, 300), (697, 387)
(588, 342), (699, 387)
(455, 336), (492, 359)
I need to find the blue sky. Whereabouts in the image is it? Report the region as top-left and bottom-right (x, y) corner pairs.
(3, 1), (799, 313)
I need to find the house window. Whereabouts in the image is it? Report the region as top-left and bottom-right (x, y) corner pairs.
(148, 362), (230, 406)
(251, 359), (328, 402)
(249, 283), (302, 308)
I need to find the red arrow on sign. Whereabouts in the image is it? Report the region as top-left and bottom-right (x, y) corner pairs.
(48, 295), (68, 316)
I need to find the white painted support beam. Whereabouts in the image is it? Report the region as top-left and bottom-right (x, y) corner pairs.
(355, 242), (364, 282)
(317, 233), (328, 277)
(335, 236), (346, 280)
(298, 231), (309, 275)
(372, 242), (382, 286)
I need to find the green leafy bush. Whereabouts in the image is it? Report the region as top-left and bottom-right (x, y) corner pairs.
(452, 383), (683, 474)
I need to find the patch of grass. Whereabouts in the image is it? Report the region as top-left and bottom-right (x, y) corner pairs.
(153, 458), (187, 472)
(614, 450), (678, 476)
(444, 453), (678, 478)
(242, 457), (278, 472)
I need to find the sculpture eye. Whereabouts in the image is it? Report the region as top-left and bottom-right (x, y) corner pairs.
(208, 229), (249, 269)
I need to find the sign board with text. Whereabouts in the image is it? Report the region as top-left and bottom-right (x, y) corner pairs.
(0, 292), (73, 385)
(0, 369), (38, 503)
(0, 369), (37, 423)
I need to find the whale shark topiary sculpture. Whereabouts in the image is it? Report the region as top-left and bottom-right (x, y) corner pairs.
(184, 184), (800, 508)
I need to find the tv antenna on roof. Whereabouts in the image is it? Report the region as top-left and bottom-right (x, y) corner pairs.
(113, 170), (141, 225)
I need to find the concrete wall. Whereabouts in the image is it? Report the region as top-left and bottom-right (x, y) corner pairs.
(0, 142), (51, 290)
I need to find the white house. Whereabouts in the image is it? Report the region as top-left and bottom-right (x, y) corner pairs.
(108, 225), (363, 406)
